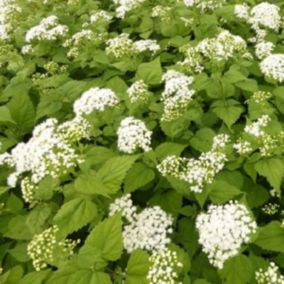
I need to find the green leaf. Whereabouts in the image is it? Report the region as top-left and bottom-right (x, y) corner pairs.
(53, 197), (97, 238)
(82, 214), (123, 261)
(8, 91), (35, 135)
(126, 250), (150, 284)
(47, 268), (111, 284)
(155, 142), (187, 160)
(75, 155), (138, 196)
(255, 158), (284, 192)
(212, 99), (244, 128)
(254, 221), (284, 252)
(190, 128), (215, 152)
(209, 180), (242, 204)
(19, 270), (51, 284)
(8, 242), (29, 262)
(219, 254), (253, 284)
(135, 57), (162, 85)
(0, 106), (15, 124)
(124, 163), (155, 193)
(235, 79), (258, 92)
(26, 203), (53, 234)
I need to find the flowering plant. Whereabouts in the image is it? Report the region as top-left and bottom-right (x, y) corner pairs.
(0, 0), (283, 283)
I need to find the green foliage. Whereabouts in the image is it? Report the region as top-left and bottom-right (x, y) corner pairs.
(0, 0), (283, 283)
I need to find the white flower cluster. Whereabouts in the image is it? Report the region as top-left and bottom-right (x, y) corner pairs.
(256, 262), (284, 284)
(197, 30), (248, 62)
(106, 34), (160, 59)
(151, 5), (172, 21)
(255, 41), (274, 60)
(113, 0), (147, 19)
(127, 80), (150, 104)
(250, 90), (272, 104)
(262, 203), (280, 215)
(25, 15), (68, 43)
(233, 139), (253, 155)
(27, 225), (78, 271)
(90, 10), (112, 24)
(63, 29), (105, 58)
(158, 134), (230, 193)
(0, 117), (90, 203)
(161, 70), (195, 121)
(184, 0), (226, 11)
(0, 0), (21, 41)
(235, 3), (281, 42)
(123, 206), (173, 253)
(260, 54), (284, 83)
(244, 115), (270, 138)
(250, 3), (281, 32)
(73, 87), (119, 117)
(236, 115), (284, 157)
(109, 194), (137, 223)
(178, 45), (204, 74)
(147, 248), (183, 284)
(196, 201), (257, 269)
(133, 39), (160, 54)
(117, 117), (152, 154)
(106, 33), (135, 58)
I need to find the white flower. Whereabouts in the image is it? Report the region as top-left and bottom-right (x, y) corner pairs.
(162, 70), (194, 100)
(250, 90), (272, 104)
(250, 3), (281, 31)
(123, 206), (173, 253)
(255, 41), (274, 60)
(25, 15), (68, 43)
(90, 10), (112, 23)
(260, 54), (284, 83)
(0, 0), (21, 41)
(196, 201), (257, 269)
(158, 134), (229, 193)
(233, 140), (253, 155)
(197, 30), (247, 62)
(127, 80), (150, 104)
(234, 4), (249, 21)
(184, 0), (226, 11)
(117, 117), (152, 154)
(256, 262), (284, 284)
(113, 0), (147, 18)
(244, 115), (270, 137)
(133, 39), (160, 54)
(109, 194), (137, 223)
(73, 87), (119, 117)
(106, 33), (134, 58)
(147, 248), (183, 284)
(27, 225), (78, 271)
(262, 203), (280, 215)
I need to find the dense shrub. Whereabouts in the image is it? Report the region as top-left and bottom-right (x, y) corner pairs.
(0, 0), (284, 283)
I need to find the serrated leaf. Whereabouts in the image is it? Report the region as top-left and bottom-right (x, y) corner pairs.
(212, 99), (243, 128)
(209, 180), (242, 204)
(254, 221), (284, 252)
(255, 158), (284, 192)
(124, 163), (155, 193)
(126, 250), (150, 284)
(219, 254), (253, 284)
(135, 57), (162, 85)
(47, 268), (111, 284)
(190, 128), (215, 152)
(75, 155), (138, 196)
(82, 214), (123, 261)
(155, 142), (187, 161)
(8, 92), (35, 136)
(19, 270), (51, 284)
(53, 197), (97, 238)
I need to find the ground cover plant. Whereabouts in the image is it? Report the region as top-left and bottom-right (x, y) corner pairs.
(0, 0), (284, 283)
